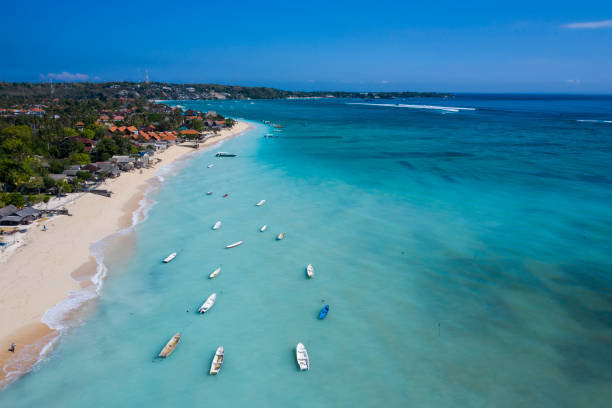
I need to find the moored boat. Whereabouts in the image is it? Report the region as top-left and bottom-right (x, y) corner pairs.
(212, 221), (222, 230)
(215, 152), (237, 157)
(198, 293), (217, 313)
(163, 252), (177, 263)
(207, 164), (214, 168)
(306, 264), (314, 278)
(260, 225), (267, 232)
(209, 266), (221, 279)
(276, 233), (285, 240)
(206, 191), (213, 195)
(225, 241), (243, 248)
(256, 199), (266, 207)
(158, 333), (181, 358)
(209, 346), (224, 375)
(319, 305), (329, 319)
(296, 342), (309, 371)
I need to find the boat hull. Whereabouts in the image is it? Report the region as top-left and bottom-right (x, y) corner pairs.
(225, 241), (243, 248)
(209, 346), (224, 375)
(158, 333), (181, 358)
(319, 305), (329, 319)
(209, 267), (221, 279)
(163, 253), (176, 263)
(307, 264), (314, 278)
(198, 293), (216, 313)
(296, 342), (309, 371)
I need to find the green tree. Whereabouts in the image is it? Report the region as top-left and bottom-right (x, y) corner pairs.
(0, 192), (25, 208)
(81, 129), (95, 139)
(91, 138), (119, 162)
(70, 152), (90, 165)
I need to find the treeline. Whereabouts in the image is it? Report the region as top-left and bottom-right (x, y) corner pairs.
(0, 82), (450, 104)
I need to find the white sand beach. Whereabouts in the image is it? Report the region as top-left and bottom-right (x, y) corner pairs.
(0, 121), (250, 386)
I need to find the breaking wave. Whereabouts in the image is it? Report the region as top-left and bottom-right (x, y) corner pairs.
(347, 102), (476, 113)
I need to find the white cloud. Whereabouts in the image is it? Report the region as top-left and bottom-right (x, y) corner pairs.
(44, 72), (90, 81)
(562, 20), (612, 29)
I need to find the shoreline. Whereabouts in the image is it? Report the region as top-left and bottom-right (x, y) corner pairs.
(0, 120), (252, 387)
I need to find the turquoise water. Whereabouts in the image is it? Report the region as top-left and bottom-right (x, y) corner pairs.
(1, 95), (612, 407)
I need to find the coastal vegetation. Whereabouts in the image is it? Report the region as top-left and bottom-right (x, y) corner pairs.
(0, 82), (450, 104)
(0, 89), (234, 208)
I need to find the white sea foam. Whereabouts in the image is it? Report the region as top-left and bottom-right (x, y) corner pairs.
(347, 102), (476, 113)
(577, 119), (612, 123)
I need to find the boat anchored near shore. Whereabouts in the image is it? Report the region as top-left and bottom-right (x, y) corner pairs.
(256, 199), (266, 207)
(209, 346), (224, 375)
(215, 152), (237, 157)
(296, 342), (310, 371)
(319, 305), (330, 319)
(212, 221), (222, 230)
(276, 233), (285, 240)
(209, 266), (221, 279)
(198, 293), (217, 313)
(225, 241), (244, 248)
(158, 333), (181, 358)
(163, 252), (177, 263)
(260, 225), (267, 232)
(306, 264), (314, 278)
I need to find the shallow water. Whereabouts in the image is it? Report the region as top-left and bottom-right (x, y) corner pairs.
(1, 95), (611, 407)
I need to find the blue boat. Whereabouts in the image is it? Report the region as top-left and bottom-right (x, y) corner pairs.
(319, 305), (330, 319)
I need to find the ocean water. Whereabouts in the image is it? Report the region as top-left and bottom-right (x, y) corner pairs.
(1, 95), (611, 407)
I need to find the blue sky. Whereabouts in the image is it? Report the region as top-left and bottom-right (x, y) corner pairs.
(2, 0), (612, 93)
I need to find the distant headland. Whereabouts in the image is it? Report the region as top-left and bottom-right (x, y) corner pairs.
(0, 82), (450, 103)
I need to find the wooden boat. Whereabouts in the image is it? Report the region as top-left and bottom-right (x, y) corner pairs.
(209, 266), (221, 279)
(206, 191), (213, 195)
(256, 199), (266, 207)
(276, 233), (285, 240)
(198, 293), (216, 313)
(260, 225), (267, 232)
(207, 164), (214, 168)
(215, 152), (237, 157)
(158, 333), (181, 358)
(163, 252), (177, 263)
(212, 221), (222, 230)
(296, 342), (309, 371)
(319, 305), (329, 319)
(209, 346), (224, 375)
(306, 264), (314, 279)
(225, 241), (243, 249)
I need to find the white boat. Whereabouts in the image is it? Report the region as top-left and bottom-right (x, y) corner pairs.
(163, 252), (177, 263)
(260, 225), (267, 232)
(206, 191), (213, 195)
(296, 342), (309, 371)
(256, 200), (266, 207)
(207, 164), (214, 168)
(209, 266), (221, 279)
(198, 293), (216, 313)
(225, 241), (243, 249)
(209, 346), (224, 375)
(212, 221), (222, 230)
(276, 233), (285, 240)
(158, 333), (181, 358)
(306, 264), (314, 279)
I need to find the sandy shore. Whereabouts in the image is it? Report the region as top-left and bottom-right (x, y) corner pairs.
(0, 121), (251, 386)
